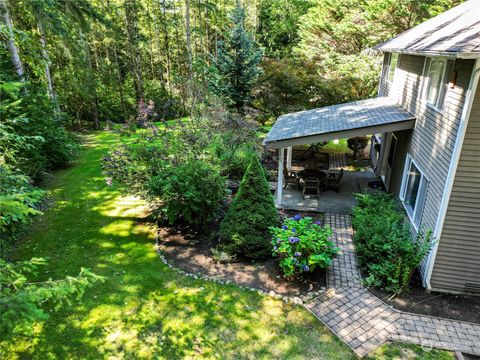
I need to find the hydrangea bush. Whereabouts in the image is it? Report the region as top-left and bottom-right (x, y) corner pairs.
(270, 215), (338, 278)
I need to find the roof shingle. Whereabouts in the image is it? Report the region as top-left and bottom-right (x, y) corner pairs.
(264, 97), (415, 144)
(374, 0), (480, 58)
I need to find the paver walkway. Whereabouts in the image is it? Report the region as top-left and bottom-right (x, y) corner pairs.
(306, 213), (480, 358)
(328, 153), (348, 170)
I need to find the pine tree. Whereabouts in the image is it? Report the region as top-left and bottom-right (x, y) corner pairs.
(209, 0), (263, 114)
(220, 154), (278, 259)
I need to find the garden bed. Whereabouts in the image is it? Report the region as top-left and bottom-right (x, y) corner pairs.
(157, 210), (328, 297)
(369, 271), (480, 324)
(157, 225), (326, 297)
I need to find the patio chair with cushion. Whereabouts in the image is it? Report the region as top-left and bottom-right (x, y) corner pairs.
(327, 168), (344, 193)
(302, 177), (320, 199)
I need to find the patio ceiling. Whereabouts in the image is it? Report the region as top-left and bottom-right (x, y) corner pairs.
(264, 97), (416, 149)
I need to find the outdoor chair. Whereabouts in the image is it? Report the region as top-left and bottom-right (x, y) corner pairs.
(327, 168), (344, 193)
(283, 168), (300, 189)
(302, 177), (320, 199)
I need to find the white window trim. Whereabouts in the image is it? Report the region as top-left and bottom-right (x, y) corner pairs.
(400, 154), (429, 230)
(421, 57), (450, 113)
(386, 53), (399, 84)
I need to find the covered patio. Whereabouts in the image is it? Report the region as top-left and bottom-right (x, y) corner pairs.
(264, 97), (416, 213)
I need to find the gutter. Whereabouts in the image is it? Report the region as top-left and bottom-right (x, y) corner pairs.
(423, 59), (480, 290)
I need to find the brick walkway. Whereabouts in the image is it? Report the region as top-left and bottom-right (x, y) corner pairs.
(328, 153), (348, 170)
(306, 213), (480, 358)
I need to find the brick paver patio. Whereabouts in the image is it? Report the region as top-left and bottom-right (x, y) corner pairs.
(328, 153), (348, 170)
(306, 213), (480, 358)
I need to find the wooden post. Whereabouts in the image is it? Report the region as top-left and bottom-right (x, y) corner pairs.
(277, 148), (284, 205)
(286, 146), (293, 171)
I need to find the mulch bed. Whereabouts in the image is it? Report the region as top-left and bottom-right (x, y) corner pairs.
(157, 210), (327, 297)
(369, 272), (480, 324)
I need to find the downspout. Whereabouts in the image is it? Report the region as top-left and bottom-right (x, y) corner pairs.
(423, 59), (480, 290)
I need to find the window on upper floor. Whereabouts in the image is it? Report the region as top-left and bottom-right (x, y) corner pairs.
(400, 155), (428, 229)
(422, 57), (454, 111)
(386, 53), (399, 83)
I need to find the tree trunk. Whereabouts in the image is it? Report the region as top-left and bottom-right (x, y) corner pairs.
(38, 20), (60, 114)
(160, 0), (172, 93)
(185, 0), (193, 79)
(80, 29), (100, 130)
(124, 0), (145, 101)
(0, 0), (25, 83)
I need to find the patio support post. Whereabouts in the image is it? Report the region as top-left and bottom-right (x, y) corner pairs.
(286, 146), (292, 171)
(277, 148), (284, 205)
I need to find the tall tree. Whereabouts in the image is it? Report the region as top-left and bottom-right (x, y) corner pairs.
(209, 0), (263, 114)
(124, 0), (145, 101)
(0, 0), (25, 82)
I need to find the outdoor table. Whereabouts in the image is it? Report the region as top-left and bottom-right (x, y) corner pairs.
(296, 169), (327, 182)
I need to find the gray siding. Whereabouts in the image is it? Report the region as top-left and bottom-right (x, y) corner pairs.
(430, 82), (480, 294)
(379, 54), (475, 279)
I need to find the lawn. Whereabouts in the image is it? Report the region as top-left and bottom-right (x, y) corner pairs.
(1, 131), (453, 359)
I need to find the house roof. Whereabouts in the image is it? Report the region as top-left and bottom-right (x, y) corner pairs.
(374, 0), (480, 58)
(264, 97), (416, 149)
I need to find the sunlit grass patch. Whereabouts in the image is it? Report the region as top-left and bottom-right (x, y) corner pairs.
(1, 130), (454, 360)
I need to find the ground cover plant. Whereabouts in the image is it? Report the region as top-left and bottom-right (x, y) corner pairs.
(271, 215), (338, 277)
(352, 192), (434, 295)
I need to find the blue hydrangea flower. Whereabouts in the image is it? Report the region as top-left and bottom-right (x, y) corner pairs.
(294, 252), (301, 257)
(294, 214), (301, 221)
(314, 220), (321, 225)
(291, 228), (296, 233)
(288, 237), (300, 244)
(274, 245), (278, 251)
(282, 225), (288, 230)
(302, 264), (310, 272)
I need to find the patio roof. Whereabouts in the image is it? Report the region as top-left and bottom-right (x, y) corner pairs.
(374, 0), (480, 59)
(264, 97), (415, 149)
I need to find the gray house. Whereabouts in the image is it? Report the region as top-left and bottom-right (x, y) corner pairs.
(264, 0), (480, 295)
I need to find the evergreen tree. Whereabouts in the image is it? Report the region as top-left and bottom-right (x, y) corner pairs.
(209, 0), (263, 114)
(220, 154), (278, 259)
(0, 257), (103, 338)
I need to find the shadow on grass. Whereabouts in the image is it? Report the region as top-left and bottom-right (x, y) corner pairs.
(5, 131), (354, 359)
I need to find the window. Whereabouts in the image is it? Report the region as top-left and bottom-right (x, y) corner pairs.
(386, 53), (399, 83)
(400, 155), (428, 229)
(422, 57), (454, 111)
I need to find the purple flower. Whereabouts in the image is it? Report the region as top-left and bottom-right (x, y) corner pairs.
(106, 177), (113, 186)
(302, 264), (310, 272)
(291, 228), (296, 233)
(294, 252), (301, 257)
(293, 214), (302, 221)
(314, 220), (321, 226)
(282, 225), (288, 230)
(288, 237), (299, 244)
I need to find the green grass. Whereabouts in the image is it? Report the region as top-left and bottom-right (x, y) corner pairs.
(1, 131), (453, 359)
(321, 138), (353, 154)
(2, 131), (354, 359)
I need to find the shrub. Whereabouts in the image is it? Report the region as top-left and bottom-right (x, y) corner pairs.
(148, 158), (226, 227)
(220, 154), (278, 259)
(0, 82), (78, 182)
(0, 164), (44, 255)
(270, 215), (337, 278)
(352, 192), (434, 294)
(347, 136), (369, 160)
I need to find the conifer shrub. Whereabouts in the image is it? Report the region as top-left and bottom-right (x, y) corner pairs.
(220, 154), (278, 259)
